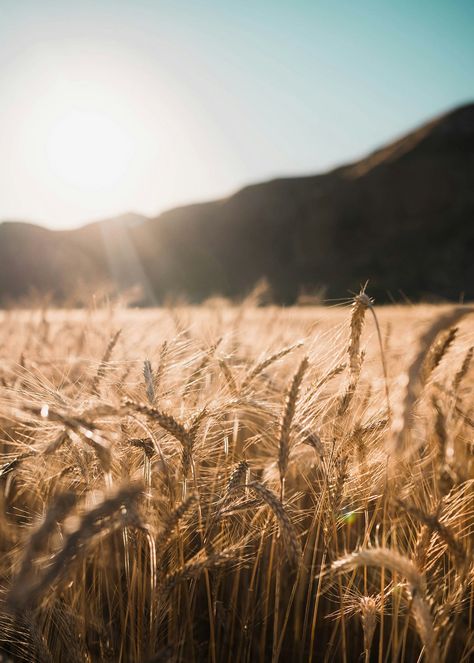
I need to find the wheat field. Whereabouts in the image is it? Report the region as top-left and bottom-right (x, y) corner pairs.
(0, 295), (473, 662)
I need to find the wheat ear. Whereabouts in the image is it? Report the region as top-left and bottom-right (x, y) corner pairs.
(241, 341), (303, 391)
(143, 359), (155, 404)
(331, 547), (439, 662)
(91, 329), (121, 395)
(8, 484), (142, 610)
(278, 356), (309, 495)
(247, 481), (302, 567)
(393, 307), (474, 453)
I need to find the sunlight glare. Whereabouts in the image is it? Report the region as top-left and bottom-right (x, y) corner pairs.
(46, 110), (135, 192)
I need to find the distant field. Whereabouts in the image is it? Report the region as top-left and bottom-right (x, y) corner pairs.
(0, 301), (473, 662)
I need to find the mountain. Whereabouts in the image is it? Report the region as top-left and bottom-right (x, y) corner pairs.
(0, 213), (149, 303)
(1, 103), (473, 304)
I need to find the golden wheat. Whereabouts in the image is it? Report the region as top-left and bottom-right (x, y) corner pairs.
(0, 298), (472, 662)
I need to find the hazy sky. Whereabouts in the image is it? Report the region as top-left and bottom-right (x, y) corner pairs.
(0, 0), (473, 229)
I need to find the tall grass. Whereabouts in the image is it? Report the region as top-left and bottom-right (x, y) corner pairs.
(0, 297), (472, 662)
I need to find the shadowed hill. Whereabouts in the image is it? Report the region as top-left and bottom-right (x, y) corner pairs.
(0, 214), (150, 304)
(1, 103), (473, 304)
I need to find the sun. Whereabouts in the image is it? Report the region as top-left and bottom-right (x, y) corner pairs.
(45, 110), (135, 192)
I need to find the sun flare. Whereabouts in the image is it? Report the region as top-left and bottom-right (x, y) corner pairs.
(45, 110), (134, 192)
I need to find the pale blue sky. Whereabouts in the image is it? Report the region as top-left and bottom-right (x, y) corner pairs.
(0, 0), (472, 228)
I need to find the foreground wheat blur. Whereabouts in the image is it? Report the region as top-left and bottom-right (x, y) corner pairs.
(0, 297), (473, 662)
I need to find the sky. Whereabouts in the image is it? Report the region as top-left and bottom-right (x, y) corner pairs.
(0, 0), (473, 229)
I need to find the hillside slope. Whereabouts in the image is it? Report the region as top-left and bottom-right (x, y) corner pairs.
(1, 103), (473, 303)
(0, 214), (149, 303)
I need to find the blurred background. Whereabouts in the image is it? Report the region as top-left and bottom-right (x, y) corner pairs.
(0, 0), (473, 304)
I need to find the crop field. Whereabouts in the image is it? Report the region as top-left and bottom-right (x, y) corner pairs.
(0, 297), (473, 662)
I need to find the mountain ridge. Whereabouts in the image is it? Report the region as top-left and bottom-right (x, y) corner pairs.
(1, 102), (473, 304)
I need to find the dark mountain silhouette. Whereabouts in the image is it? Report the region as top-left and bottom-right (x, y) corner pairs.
(0, 213), (149, 303)
(1, 103), (473, 304)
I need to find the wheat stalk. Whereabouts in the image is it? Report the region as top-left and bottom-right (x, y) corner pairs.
(359, 596), (377, 662)
(330, 547), (440, 662)
(8, 484), (142, 610)
(278, 356), (309, 495)
(91, 329), (121, 395)
(393, 307), (474, 453)
(395, 498), (467, 574)
(143, 359), (155, 404)
(241, 341), (303, 391)
(452, 345), (473, 392)
(246, 481), (302, 566)
(218, 358), (238, 396)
